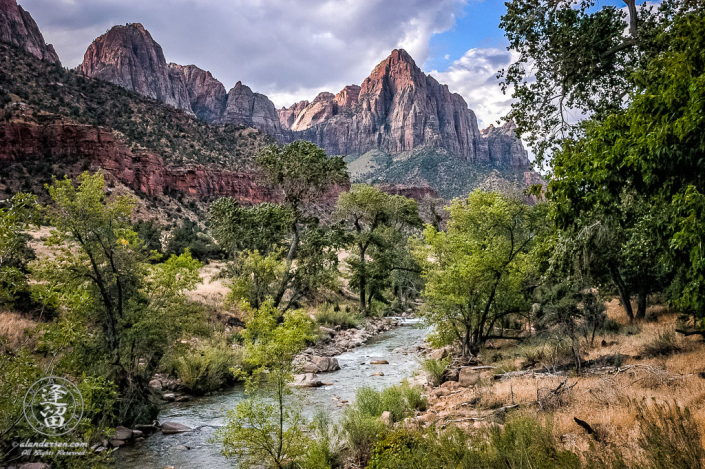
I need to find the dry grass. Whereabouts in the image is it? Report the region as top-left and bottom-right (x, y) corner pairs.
(0, 311), (38, 350)
(420, 302), (705, 465)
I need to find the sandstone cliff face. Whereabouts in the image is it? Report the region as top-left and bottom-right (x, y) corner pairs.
(170, 63), (227, 122)
(279, 49), (529, 169)
(480, 121), (530, 168)
(77, 23), (193, 115)
(0, 0), (59, 64)
(219, 81), (283, 138)
(0, 121), (274, 203)
(278, 100), (309, 129)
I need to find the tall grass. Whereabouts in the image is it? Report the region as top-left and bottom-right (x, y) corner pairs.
(314, 304), (362, 329)
(175, 334), (243, 394)
(420, 356), (450, 386)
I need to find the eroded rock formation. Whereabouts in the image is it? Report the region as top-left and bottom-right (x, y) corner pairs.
(0, 0), (59, 64)
(220, 81), (283, 138)
(77, 23), (193, 115)
(170, 63), (227, 122)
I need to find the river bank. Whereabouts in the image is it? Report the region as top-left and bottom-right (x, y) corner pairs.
(114, 319), (429, 469)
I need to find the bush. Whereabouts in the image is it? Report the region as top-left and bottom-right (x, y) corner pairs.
(314, 304), (362, 329)
(341, 408), (384, 464)
(641, 329), (681, 357)
(175, 334), (242, 394)
(303, 412), (342, 469)
(420, 356), (450, 386)
(635, 400), (705, 469)
(368, 414), (582, 469)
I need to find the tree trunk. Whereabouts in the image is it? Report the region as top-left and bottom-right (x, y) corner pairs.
(636, 288), (647, 320)
(609, 265), (634, 321)
(358, 243), (367, 315)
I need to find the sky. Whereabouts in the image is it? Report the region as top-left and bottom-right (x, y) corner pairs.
(20, 1), (555, 128)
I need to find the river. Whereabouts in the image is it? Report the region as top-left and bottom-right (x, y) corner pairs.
(115, 319), (428, 469)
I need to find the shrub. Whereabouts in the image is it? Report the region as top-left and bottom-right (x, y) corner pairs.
(314, 304), (362, 329)
(303, 412), (342, 469)
(175, 334), (243, 394)
(420, 356), (450, 386)
(641, 329), (681, 357)
(341, 408), (384, 464)
(635, 401), (705, 469)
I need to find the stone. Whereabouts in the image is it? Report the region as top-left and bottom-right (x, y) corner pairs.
(380, 411), (392, 426)
(109, 439), (126, 448)
(131, 429), (143, 438)
(163, 393), (176, 402)
(372, 372), (385, 376)
(319, 326), (336, 336)
(114, 426), (133, 440)
(148, 379), (162, 390)
(161, 422), (193, 435)
(291, 373), (323, 388)
(311, 356), (340, 372)
(428, 346), (451, 360)
(0, 0), (60, 64)
(370, 360), (389, 365)
(458, 367), (493, 387)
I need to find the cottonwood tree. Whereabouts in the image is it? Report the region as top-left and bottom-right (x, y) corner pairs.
(217, 301), (315, 469)
(335, 185), (422, 314)
(549, 12), (705, 319)
(33, 172), (201, 423)
(212, 141), (348, 312)
(500, 0), (683, 164)
(416, 191), (545, 356)
(0, 193), (39, 306)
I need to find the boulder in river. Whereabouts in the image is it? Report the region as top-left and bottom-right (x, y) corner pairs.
(161, 422), (193, 435)
(311, 355), (340, 372)
(291, 373), (324, 388)
(370, 359), (389, 365)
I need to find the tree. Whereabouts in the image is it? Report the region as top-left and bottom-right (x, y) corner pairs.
(500, 0), (682, 164)
(33, 172), (202, 423)
(548, 12), (705, 319)
(335, 185), (422, 314)
(255, 141), (348, 308)
(416, 191), (543, 356)
(165, 219), (223, 261)
(216, 301), (315, 469)
(0, 193), (39, 306)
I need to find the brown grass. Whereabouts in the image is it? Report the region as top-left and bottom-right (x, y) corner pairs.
(0, 311), (38, 350)
(421, 303), (705, 465)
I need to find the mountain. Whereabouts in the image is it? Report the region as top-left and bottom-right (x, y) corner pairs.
(78, 23), (283, 137)
(77, 23), (194, 115)
(0, 0), (59, 64)
(281, 49), (529, 169)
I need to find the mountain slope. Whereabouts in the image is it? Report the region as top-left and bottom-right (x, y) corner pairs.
(0, 0), (59, 64)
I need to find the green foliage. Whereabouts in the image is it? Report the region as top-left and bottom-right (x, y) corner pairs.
(640, 329), (682, 358)
(548, 12), (705, 320)
(165, 219), (223, 261)
(335, 184), (422, 314)
(313, 304), (362, 329)
(302, 412), (342, 469)
(175, 334), (243, 395)
(133, 220), (163, 258)
(368, 413), (581, 469)
(209, 199), (294, 255)
(216, 302), (315, 469)
(225, 249), (286, 310)
(421, 356), (450, 387)
(33, 172), (202, 424)
(256, 140), (348, 211)
(0, 192), (40, 306)
(634, 401), (705, 469)
(500, 0), (675, 164)
(416, 190), (544, 355)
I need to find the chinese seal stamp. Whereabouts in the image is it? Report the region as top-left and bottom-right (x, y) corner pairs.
(23, 376), (84, 437)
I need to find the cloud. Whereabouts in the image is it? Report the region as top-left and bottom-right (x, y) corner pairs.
(21, 0), (467, 107)
(429, 46), (519, 128)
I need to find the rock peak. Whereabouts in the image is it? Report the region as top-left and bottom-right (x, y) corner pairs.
(0, 0), (60, 64)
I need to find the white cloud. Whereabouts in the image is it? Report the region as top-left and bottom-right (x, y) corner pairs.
(21, 0), (467, 107)
(429, 46), (519, 128)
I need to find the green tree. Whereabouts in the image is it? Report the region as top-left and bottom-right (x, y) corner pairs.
(216, 301), (315, 469)
(416, 191), (543, 355)
(335, 185), (422, 314)
(255, 141), (348, 307)
(548, 12), (705, 319)
(165, 219), (223, 261)
(0, 193), (40, 306)
(33, 172), (202, 423)
(500, 0), (683, 164)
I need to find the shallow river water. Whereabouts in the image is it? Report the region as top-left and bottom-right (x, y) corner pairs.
(115, 319), (428, 469)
